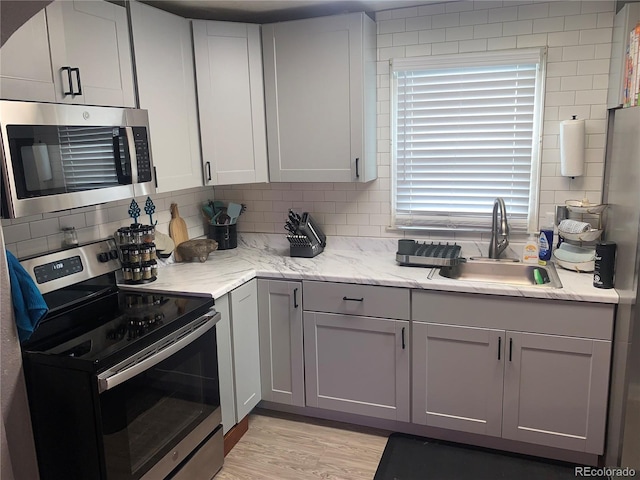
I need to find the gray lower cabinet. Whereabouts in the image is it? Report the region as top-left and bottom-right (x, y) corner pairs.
(412, 323), (505, 437)
(257, 279), (304, 406)
(303, 311), (410, 421)
(411, 290), (614, 455)
(502, 331), (611, 454)
(230, 279), (262, 421)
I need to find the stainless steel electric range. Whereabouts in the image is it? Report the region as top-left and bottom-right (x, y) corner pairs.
(19, 239), (223, 480)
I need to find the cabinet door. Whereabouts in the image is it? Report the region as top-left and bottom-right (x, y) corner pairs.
(502, 332), (611, 454)
(46, 0), (135, 106)
(230, 279), (262, 422)
(257, 279), (304, 406)
(214, 294), (236, 434)
(129, 2), (202, 193)
(413, 323), (505, 437)
(0, 10), (56, 102)
(263, 13), (376, 182)
(193, 20), (268, 186)
(304, 312), (409, 421)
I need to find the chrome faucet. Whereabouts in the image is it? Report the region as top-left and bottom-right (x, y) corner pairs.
(488, 197), (510, 259)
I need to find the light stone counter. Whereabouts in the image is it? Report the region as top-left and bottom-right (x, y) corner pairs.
(121, 233), (619, 304)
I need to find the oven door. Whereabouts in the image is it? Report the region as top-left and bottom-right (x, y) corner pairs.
(97, 310), (221, 480)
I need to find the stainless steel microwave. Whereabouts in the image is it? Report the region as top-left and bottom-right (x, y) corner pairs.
(0, 100), (155, 218)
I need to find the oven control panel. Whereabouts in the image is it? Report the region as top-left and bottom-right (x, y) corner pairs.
(33, 256), (83, 284)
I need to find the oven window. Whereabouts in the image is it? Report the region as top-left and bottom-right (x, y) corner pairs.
(100, 329), (219, 480)
(6, 124), (131, 199)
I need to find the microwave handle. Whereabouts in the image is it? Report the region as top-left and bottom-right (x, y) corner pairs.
(124, 126), (139, 185)
(97, 310), (218, 393)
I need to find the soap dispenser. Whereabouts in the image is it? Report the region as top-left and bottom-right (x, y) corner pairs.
(522, 234), (539, 264)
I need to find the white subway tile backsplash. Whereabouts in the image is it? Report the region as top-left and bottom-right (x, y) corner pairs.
(596, 12), (614, 29)
(558, 105), (591, 120)
(432, 41), (460, 55)
(419, 29), (446, 44)
(29, 218), (60, 239)
(432, 13), (460, 28)
(460, 9), (489, 26)
(533, 16), (565, 33)
(487, 36), (517, 50)
(460, 39), (488, 52)
(488, 6), (518, 23)
(594, 43), (612, 59)
(474, 22), (503, 38)
(502, 20), (533, 36)
(518, 3), (550, 20)
(16, 237), (49, 258)
(517, 33), (547, 48)
(547, 61), (578, 77)
(581, 1), (615, 15)
(579, 28), (614, 45)
(562, 45), (595, 61)
(547, 31), (580, 47)
(560, 75), (593, 91)
(548, 1), (581, 18)
(417, 3), (446, 16)
(2, 223), (31, 244)
(378, 18), (406, 34)
(393, 31), (419, 46)
(564, 14), (598, 31)
(446, 26), (474, 41)
(446, 1), (475, 13)
(575, 89), (607, 105)
(406, 15), (431, 31)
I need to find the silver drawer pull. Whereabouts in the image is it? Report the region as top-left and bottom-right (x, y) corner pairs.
(343, 296), (364, 302)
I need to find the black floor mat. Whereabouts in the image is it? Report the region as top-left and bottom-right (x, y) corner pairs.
(374, 433), (608, 480)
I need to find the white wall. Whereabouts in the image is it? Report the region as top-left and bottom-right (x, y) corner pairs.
(1, 1), (616, 249)
(215, 0), (615, 239)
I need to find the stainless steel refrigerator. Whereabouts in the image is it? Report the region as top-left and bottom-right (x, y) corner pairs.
(603, 105), (640, 470)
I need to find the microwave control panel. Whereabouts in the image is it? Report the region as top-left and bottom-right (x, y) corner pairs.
(132, 127), (152, 182)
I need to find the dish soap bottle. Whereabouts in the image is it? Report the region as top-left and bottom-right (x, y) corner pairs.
(522, 234), (539, 264)
(538, 212), (555, 265)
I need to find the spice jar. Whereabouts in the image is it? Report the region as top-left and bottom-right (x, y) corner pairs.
(132, 267), (142, 282)
(142, 226), (155, 243)
(140, 245), (152, 262)
(129, 248), (141, 264)
(142, 264), (153, 280)
(122, 267), (132, 281)
(150, 260), (158, 278)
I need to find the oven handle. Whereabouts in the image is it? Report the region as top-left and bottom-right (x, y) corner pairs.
(97, 310), (219, 393)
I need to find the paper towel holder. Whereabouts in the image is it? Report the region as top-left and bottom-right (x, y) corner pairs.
(560, 114), (585, 179)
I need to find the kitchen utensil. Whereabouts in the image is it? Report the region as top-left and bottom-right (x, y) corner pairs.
(565, 200), (607, 214)
(208, 224), (237, 249)
(227, 202), (242, 225)
(553, 243), (595, 272)
(169, 203), (189, 261)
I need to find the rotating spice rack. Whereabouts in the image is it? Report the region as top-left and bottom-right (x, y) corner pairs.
(115, 224), (158, 284)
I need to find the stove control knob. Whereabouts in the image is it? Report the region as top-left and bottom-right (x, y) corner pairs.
(109, 249), (119, 260)
(98, 252), (110, 263)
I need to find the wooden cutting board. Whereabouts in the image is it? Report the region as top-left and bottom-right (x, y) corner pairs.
(169, 203), (189, 262)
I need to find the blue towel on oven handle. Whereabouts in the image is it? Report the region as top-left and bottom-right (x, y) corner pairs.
(6, 250), (48, 342)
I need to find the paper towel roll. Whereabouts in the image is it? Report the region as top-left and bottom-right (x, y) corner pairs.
(560, 117), (585, 177)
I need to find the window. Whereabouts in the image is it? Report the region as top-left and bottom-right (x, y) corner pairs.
(391, 48), (546, 233)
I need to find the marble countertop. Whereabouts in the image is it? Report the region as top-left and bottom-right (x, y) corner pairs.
(120, 234), (619, 304)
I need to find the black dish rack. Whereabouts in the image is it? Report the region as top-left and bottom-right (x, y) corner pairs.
(396, 240), (463, 267)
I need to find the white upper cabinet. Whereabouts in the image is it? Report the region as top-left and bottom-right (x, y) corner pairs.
(192, 21), (268, 186)
(46, 0), (135, 106)
(262, 13), (377, 183)
(0, 10), (57, 102)
(129, 1), (203, 193)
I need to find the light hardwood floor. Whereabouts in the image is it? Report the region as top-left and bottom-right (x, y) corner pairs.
(216, 410), (390, 480)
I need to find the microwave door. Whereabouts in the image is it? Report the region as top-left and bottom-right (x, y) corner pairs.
(113, 128), (132, 185)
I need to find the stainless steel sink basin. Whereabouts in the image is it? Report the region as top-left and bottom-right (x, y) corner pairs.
(438, 259), (563, 288)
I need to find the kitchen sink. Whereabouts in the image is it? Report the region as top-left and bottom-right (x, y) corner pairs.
(438, 259), (563, 288)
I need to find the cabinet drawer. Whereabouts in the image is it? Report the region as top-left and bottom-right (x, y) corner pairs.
(411, 290), (614, 340)
(303, 281), (410, 320)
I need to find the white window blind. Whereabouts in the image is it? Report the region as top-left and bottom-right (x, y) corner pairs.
(391, 49), (545, 232)
(58, 126), (124, 191)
